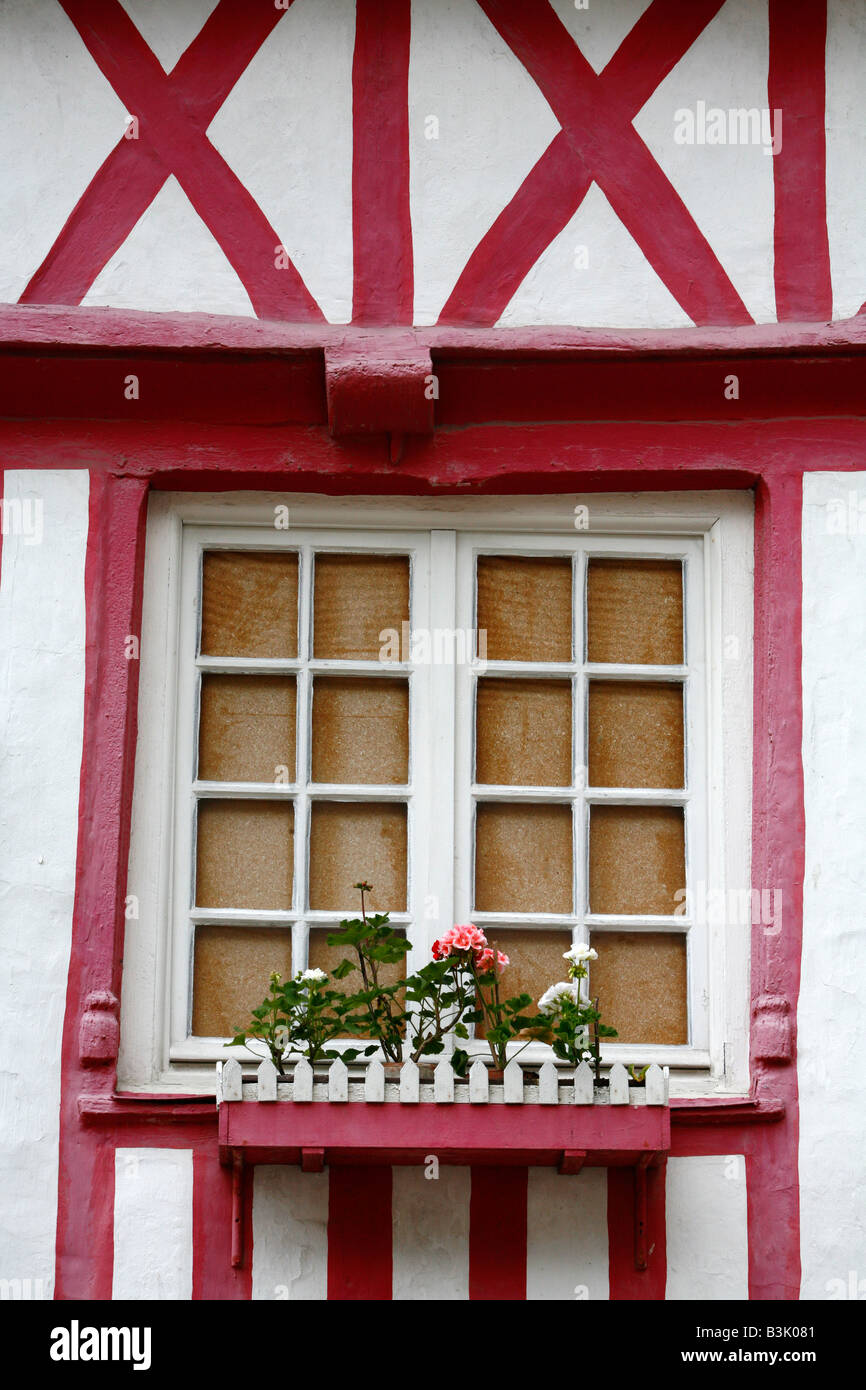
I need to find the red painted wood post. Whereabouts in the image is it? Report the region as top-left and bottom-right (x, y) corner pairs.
(327, 1168), (393, 1300)
(55, 470), (149, 1300)
(607, 1162), (667, 1300)
(768, 0), (832, 320)
(468, 1167), (527, 1300)
(352, 0), (413, 325)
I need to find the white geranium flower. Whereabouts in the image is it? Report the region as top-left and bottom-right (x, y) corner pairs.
(300, 968), (328, 983)
(563, 944), (598, 964)
(538, 980), (580, 1015)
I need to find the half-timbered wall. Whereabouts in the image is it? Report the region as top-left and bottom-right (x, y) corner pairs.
(0, 0), (861, 327)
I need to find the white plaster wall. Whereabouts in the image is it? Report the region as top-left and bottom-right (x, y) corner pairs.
(526, 1166), (609, 1301)
(0, 469), (88, 1301)
(87, 0), (356, 322)
(0, 0), (127, 304)
(500, 0), (689, 329)
(408, 0), (559, 325)
(826, 0), (866, 319)
(112, 1148), (193, 1299)
(392, 1165), (470, 1299)
(665, 1155), (748, 1299)
(800, 472), (866, 1299)
(252, 1166), (329, 1301)
(207, 0), (355, 324)
(83, 177), (256, 319)
(632, 0), (776, 324)
(118, 0), (220, 73)
(84, 0), (253, 315)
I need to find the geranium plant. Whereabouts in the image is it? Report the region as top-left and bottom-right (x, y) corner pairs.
(431, 924), (538, 1073)
(226, 967), (355, 1074)
(537, 944), (618, 1080)
(226, 889), (618, 1084)
(325, 881), (411, 1063)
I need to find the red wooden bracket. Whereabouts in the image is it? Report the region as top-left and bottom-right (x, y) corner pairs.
(324, 342), (434, 437)
(634, 1151), (657, 1271)
(301, 1147), (325, 1173)
(558, 1149), (586, 1175)
(231, 1152), (244, 1270)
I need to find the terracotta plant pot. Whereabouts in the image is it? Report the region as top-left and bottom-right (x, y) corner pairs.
(382, 1061), (437, 1082)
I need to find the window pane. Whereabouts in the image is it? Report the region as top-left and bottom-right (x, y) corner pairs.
(475, 803), (572, 913)
(588, 931), (688, 1044)
(589, 805), (684, 915)
(201, 551), (298, 658)
(475, 928), (572, 1037)
(476, 556), (572, 662)
(199, 674), (296, 783)
(313, 554), (410, 660)
(476, 678), (571, 786)
(586, 559), (683, 664)
(191, 925), (291, 1037)
(196, 800), (294, 910)
(588, 681), (684, 789)
(308, 802), (407, 911)
(312, 677), (408, 784)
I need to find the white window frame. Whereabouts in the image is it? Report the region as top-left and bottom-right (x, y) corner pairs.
(170, 525), (435, 1065)
(454, 530), (709, 1068)
(119, 490), (753, 1099)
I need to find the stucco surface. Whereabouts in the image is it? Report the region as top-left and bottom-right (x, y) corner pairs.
(0, 470), (88, 1298)
(113, 1147), (194, 1299)
(800, 471), (866, 1299)
(665, 1155), (749, 1299)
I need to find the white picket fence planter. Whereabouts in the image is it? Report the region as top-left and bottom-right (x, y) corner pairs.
(217, 1057), (669, 1107)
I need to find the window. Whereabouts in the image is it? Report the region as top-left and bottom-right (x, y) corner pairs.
(120, 493), (752, 1097)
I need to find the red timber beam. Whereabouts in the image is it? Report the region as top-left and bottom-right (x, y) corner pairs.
(351, 0), (414, 325)
(768, 0), (832, 321)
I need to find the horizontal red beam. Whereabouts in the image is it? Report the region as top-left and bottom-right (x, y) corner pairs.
(78, 1094), (217, 1124)
(219, 1099), (669, 1163)
(0, 354), (326, 425)
(433, 354), (866, 424)
(5, 418), (866, 497)
(7, 351), (866, 425)
(3, 309), (866, 429)
(222, 1146), (652, 1169)
(2, 303), (866, 358)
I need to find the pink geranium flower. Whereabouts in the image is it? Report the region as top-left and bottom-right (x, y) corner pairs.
(474, 946), (509, 976)
(431, 923), (488, 960)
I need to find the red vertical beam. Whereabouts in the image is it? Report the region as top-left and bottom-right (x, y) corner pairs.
(327, 1167), (393, 1300)
(55, 471), (149, 1299)
(607, 1163), (667, 1300)
(351, 0), (414, 324)
(746, 472), (803, 1299)
(768, 0), (832, 321)
(469, 1166), (527, 1300)
(193, 1146), (253, 1299)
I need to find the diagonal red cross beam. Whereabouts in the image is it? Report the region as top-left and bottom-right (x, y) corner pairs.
(21, 0), (323, 321)
(440, 0), (751, 327)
